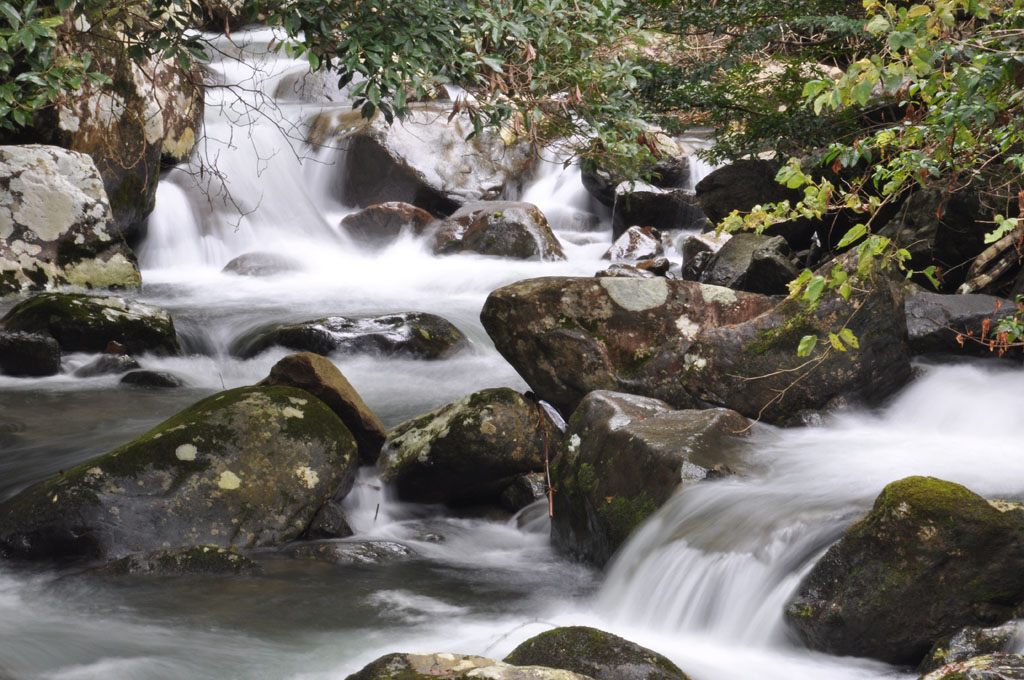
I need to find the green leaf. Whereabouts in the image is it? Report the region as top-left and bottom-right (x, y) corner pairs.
(803, 275), (826, 304)
(839, 327), (859, 349)
(836, 223), (867, 249)
(828, 333), (847, 351)
(797, 334), (818, 357)
(864, 14), (889, 35)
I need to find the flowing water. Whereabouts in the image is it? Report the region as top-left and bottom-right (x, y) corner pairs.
(1, 29), (1023, 680)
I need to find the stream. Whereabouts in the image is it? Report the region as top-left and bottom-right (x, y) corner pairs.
(1, 28), (1023, 680)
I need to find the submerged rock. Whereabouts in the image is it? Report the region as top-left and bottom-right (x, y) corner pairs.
(222, 251), (303, 276)
(920, 654), (1024, 680)
(551, 391), (749, 566)
(259, 352), (387, 465)
(120, 370), (187, 388)
(0, 331), (60, 377)
(340, 202), (436, 247)
(433, 201), (566, 261)
(378, 388), (562, 506)
(73, 353), (141, 378)
(1, 293), (181, 355)
(504, 626), (691, 680)
(0, 145), (142, 296)
(0, 385), (359, 564)
(346, 653), (591, 680)
(785, 476), (1024, 665)
(231, 312), (467, 360)
(286, 540), (416, 566)
(95, 545), (262, 576)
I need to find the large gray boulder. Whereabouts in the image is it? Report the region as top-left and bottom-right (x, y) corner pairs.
(0, 385), (359, 564)
(346, 653), (591, 680)
(433, 201), (566, 261)
(0, 146), (141, 296)
(699, 232), (799, 296)
(905, 290), (1016, 356)
(785, 477), (1024, 665)
(1, 292), (180, 355)
(378, 388), (562, 506)
(551, 391), (749, 566)
(612, 182), (706, 239)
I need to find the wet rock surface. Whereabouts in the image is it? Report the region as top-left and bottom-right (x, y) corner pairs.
(0, 331), (60, 377)
(94, 545), (263, 576)
(433, 201), (566, 261)
(340, 202), (436, 248)
(920, 623), (1020, 673)
(285, 540), (417, 566)
(222, 251), (303, 276)
(346, 653), (592, 680)
(699, 232), (798, 296)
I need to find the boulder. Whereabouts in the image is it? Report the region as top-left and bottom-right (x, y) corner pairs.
(345, 653), (591, 680)
(340, 202), (436, 247)
(222, 251), (303, 276)
(551, 391), (749, 566)
(378, 388), (562, 506)
(73, 353), (140, 378)
(498, 473), (547, 513)
(504, 626), (691, 680)
(612, 182), (707, 239)
(694, 159), (795, 227)
(0, 145), (142, 296)
(95, 545), (262, 576)
(785, 477), (1024, 665)
(120, 370), (187, 388)
(0, 331), (60, 377)
(595, 263), (659, 279)
(905, 290), (1016, 356)
(231, 312), (467, 360)
(303, 497), (354, 540)
(919, 654), (1024, 680)
(314, 103), (533, 216)
(581, 131), (690, 208)
(920, 623), (1019, 674)
(433, 201), (566, 261)
(258, 352), (387, 465)
(680, 231), (730, 282)
(602, 227), (664, 262)
(286, 540), (417, 566)
(699, 233), (798, 296)
(0, 385), (359, 564)
(1, 293), (181, 355)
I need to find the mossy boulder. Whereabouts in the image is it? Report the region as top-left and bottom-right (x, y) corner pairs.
(231, 312), (467, 360)
(433, 201), (566, 261)
(784, 476), (1024, 665)
(340, 202), (436, 248)
(0, 331), (60, 377)
(95, 545), (262, 576)
(259, 352), (387, 465)
(919, 654), (1024, 680)
(551, 390), (749, 566)
(1, 293), (180, 355)
(0, 145), (141, 296)
(479, 277), (776, 417)
(0, 385), (359, 564)
(504, 626), (690, 680)
(920, 623), (1019, 674)
(378, 388), (563, 506)
(345, 653), (591, 680)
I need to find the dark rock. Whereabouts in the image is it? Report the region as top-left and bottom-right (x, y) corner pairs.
(694, 159), (794, 226)
(378, 388), (563, 506)
(499, 473), (547, 513)
(0, 331), (60, 377)
(286, 540), (416, 565)
(679, 232), (729, 282)
(231, 312), (467, 360)
(699, 233), (798, 295)
(602, 226), (664, 262)
(504, 626), (691, 680)
(258, 352), (387, 465)
(340, 202), (436, 247)
(222, 251), (303, 276)
(919, 654), (1024, 680)
(120, 370), (187, 388)
(433, 201), (566, 261)
(0, 385), (359, 564)
(581, 133), (691, 208)
(920, 623), (1019, 674)
(595, 263), (658, 279)
(551, 390), (749, 566)
(0, 145), (142, 296)
(303, 498), (354, 540)
(73, 354), (141, 378)
(95, 545), (262, 576)
(785, 476), (1024, 665)
(345, 653), (591, 680)
(1, 293), (181, 355)
(636, 257), (673, 276)
(906, 290), (1016, 356)
(612, 182), (707, 239)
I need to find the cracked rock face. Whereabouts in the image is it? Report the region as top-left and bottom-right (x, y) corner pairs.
(0, 145), (141, 296)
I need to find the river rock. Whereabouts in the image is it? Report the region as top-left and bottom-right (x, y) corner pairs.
(433, 202), (566, 261)
(73, 353), (141, 378)
(581, 131), (690, 208)
(694, 159), (796, 227)
(603, 226), (664, 262)
(784, 476), (1024, 665)
(504, 626), (691, 680)
(222, 251), (303, 276)
(286, 540), (416, 566)
(258, 352), (387, 465)
(231, 312), (467, 360)
(920, 623), (1020, 673)
(303, 497), (354, 540)
(1, 293), (181, 355)
(346, 653), (591, 680)
(595, 263), (659, 279)
(378, 388), (562, 506)
(551, 390), (749, 566)
(680, 231), (730, 281)
(315, 103), (533, 216)
(612, 182), (706, 239)
(0, 385), (359, 564)
(120, 370), (187, 388)
(340, 202), (436, 247)
(920, 654), (1024, 680)
(905, 290), (1016, 356)
(699, 233), (798, 295)
(499, 472), (547, 513)
(0, 331), (60, 377)
(0, 146), (142, 296)
(96, 545), (262, 576)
